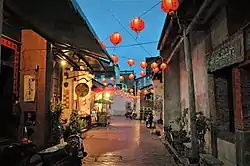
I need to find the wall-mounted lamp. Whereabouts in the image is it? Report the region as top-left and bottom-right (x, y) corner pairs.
(60, 60), (67, 66)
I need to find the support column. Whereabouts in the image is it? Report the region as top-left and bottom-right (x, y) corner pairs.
(44, 42), (53, 145)
(183, 29), (198, 161)
(163, 67), (168, 130)
(0, 0), (3, 74)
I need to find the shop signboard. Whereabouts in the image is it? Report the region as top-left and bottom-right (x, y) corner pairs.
(208, 31), (244, 72)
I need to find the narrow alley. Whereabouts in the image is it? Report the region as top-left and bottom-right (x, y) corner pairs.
(82, 116), (177, 166)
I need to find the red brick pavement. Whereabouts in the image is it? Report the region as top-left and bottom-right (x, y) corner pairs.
(82, 116), (177, 166)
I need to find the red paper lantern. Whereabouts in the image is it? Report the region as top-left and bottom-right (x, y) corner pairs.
(110, 32), (122, 46)
(129, 89), (134, 93)
(161, 0), (179, 15)
(111, 55), (119, 64)
(140, 71), (146, 77)
(153, 67), (159, 73)
(127, 59), (135, 66)
(144, 90), (148, 95)
(102, 78), (106, 83)
(150, 89), (154, 94)
(103, 83), (107, 87)
(137, 90), (141, 94)
(160, 63), (168, 70)
(110, 77), (115, 82)
(151, 62), (158, 69)
(119, 76), (124, 82)
(140, 61), (147, 68)
(130, 17), (145, 33)
(129, 74), (135, 80)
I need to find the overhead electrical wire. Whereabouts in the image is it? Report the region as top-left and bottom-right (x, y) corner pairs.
(106, 41), (158, 48)
(108, 9), (152, 57)
(139, 1), (161, 17)
(103, 1), (162, 42)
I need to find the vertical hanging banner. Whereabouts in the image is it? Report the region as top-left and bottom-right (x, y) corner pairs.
(24, 75), (36, 102)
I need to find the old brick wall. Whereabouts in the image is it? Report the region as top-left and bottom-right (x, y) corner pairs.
(20, 30), (47, 147)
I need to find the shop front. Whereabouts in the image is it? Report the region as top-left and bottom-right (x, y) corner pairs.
(91, 83), (114, 126)
(3, 0), (112, 146)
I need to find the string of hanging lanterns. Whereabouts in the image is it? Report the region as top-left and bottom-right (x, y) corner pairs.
(97, 0), (180, 84)
(97, 0), (180, 54)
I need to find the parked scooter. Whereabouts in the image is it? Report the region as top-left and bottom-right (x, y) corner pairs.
(67, 133), (87, 166)
(63, 121), (87, 166)
(0, 127), (36, 166)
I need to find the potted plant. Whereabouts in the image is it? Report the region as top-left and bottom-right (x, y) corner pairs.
(50, 101), (63, 145)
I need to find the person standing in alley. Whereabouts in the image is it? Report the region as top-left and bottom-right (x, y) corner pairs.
(148, 113), (153, 128)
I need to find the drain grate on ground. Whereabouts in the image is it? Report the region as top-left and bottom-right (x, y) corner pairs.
(95, 155), (123, 162)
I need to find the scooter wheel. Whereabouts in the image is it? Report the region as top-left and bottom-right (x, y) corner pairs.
(74, 159), (82, 166)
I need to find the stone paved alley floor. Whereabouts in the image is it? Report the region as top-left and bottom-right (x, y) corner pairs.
(82, 116), (177, 166)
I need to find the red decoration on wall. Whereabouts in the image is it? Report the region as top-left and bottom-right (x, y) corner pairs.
(234, 68), (243, 130)
(160, 63), (168, 70)
(127, 59), (135, 67)
(111, 55), (119, 64)
(151, 62), (158, 69)
(1, 37), (19, 99)
(110, 32), (122, 46)
(161, 0), (179, 15)
(130, 17), (145, 33)
(129, 74), (135, 80)
(140, 71), (146, 77)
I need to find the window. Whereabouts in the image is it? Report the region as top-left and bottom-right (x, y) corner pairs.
(214, 67), (235, 142)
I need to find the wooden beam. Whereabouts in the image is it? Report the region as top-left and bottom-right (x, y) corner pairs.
(76, 53), (94, 71)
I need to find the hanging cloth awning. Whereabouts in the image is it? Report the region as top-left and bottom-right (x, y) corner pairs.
(4, 0), (111, 61)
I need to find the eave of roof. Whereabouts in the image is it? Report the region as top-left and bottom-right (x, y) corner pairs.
(4, 0), (112, 62)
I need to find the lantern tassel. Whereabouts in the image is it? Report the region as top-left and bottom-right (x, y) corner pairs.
(136, 32), (139, 40)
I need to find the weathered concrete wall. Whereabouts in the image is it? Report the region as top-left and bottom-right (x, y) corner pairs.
(164, 51), (181, 129)
(20, 30), (47, 146)
(152, 79), (163, 120)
